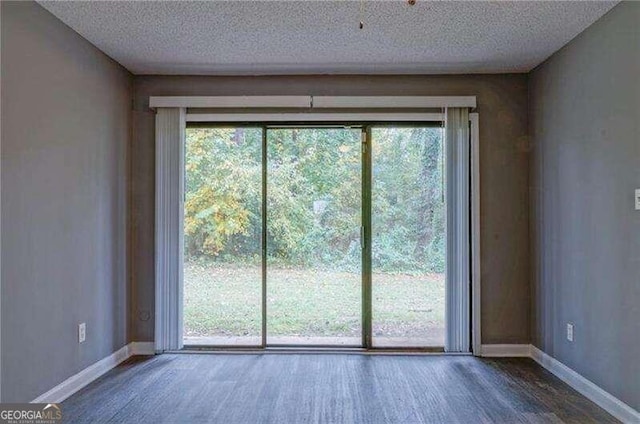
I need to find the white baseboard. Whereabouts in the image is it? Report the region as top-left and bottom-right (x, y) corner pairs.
(481, 344), (639, 423)
(530, 346), (639, 424)
(32, 345), (130, 403)
(32, 342), (155, 404)
(128, 342), (155, 356)
(480, 344), (531, 357)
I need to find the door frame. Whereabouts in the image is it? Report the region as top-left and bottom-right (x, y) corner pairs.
(153, 98), (480, 355)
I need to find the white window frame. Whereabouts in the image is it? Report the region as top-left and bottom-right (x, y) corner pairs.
(154, 97), (481, 355)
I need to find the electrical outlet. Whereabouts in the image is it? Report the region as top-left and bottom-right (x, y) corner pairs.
(566, 323), (574, 342)
(635, 189), (640, 210)
(78, 323), (86, 343)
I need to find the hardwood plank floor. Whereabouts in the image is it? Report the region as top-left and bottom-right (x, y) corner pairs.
(61, 354), (618, 423)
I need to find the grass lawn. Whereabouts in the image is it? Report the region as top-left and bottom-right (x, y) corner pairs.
(184, 262), (444, 340)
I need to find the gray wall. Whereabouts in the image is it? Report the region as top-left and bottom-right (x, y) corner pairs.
(1, 2), (132, 402)
(131, 74), (530, 345)
(529, 2), (640, 410)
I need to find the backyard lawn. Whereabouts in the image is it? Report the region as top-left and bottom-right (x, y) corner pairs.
(184, 261), (445, 342)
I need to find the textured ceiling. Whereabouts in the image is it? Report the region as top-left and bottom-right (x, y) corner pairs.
(38, 1), (618, 75)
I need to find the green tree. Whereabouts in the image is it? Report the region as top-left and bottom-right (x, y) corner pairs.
(184, 126), (445, 274)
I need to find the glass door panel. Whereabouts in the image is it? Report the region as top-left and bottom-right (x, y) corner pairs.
(371, 127), (446, 348)
(266, 128), (362, 346)
(183, 127), (263, 346)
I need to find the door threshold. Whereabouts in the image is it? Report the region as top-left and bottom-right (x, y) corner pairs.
(173, 346), (454, 355)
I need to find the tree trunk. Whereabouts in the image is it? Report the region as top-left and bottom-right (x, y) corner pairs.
(233, 127), (245, 145)
(414, 128), (441, 257)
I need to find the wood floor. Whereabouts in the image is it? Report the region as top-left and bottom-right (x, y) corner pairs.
(62, 353), (618, 423)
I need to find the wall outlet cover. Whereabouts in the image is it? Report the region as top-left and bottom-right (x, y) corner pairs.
(78, 322), (86, 343)
(567, 323), (574, 342)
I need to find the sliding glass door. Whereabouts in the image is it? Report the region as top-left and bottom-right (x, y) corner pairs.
(266, 128), (362, 346)
(182, 123), (448, 349)
(370, 127), (446, 347)
(183, 127), (263, 346)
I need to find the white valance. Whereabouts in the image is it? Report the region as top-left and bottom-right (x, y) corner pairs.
(149, 95), (476, 109)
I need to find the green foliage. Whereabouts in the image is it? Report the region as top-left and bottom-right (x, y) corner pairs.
(371, 128), (445, 273)
(184, 128), (262, 260)
(184, 126), (445, 274)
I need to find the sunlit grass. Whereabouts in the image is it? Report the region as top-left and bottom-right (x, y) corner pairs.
(184, 262), (444, 339)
